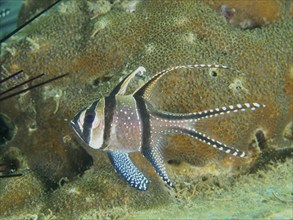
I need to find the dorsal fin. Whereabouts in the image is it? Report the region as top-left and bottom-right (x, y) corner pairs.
(109, 67), (146, 97)
(134, 64), (243, 98)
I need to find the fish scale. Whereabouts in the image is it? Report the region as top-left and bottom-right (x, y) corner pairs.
(111, 96), (142, 152)
(71, 64), (266, 191)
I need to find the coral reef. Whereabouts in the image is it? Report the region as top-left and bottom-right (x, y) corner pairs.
(46, 156), (172, 218)
(206, 0), (287, 29)
(0, 172), (44, 216)
(0, 0), (292, 218)
(128, 159), (293, 219)
(0, 147), (44, 216)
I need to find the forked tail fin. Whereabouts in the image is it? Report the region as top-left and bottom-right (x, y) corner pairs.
(183, 102), (266, 158)
(153, 102), (266, 158)
(178, 128), (247, 157)
(167, 102), (266, 121)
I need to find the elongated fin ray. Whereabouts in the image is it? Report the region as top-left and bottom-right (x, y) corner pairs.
(192, 103), (266, 121)
(109, 67), (146, 97)
(142, 137), (173, 187)
(152, 102), (266, 121)
(134, 64), (242, 98)
(177, 128), (247, 158)
(152, 103), (266, 158)
(107, 151), (149, 191)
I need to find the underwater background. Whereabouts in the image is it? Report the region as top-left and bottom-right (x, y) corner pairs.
(0, 0), (292, 219)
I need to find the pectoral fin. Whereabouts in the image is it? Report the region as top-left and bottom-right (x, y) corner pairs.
(107, 151), (149, 191)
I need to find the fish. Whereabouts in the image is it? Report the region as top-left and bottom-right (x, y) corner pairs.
(71, 64), (266, 191)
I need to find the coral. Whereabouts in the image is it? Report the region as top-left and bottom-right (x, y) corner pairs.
(87, 0), (112, 19)
(206, 0), (286, 29)
(0, 173), (44, 216)
(0, 0), (292, 218)
(45, 156), (172, 218)
(0, 147), (44, 217)
(127, 159), (293, 219)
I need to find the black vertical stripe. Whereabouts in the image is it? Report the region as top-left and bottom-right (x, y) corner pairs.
(83, 100), (99, 143)
(134, 96), (151, 150)
(102, 96), (116, 149)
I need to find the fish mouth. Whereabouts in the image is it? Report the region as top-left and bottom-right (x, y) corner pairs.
(70, 119), (76, 129)
(70, 119), (82, 137)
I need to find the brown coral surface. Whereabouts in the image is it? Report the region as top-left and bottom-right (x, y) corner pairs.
(0, 0), (292, 218)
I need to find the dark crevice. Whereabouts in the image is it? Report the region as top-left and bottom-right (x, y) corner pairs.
(0, 158), (20, 175)
(248, 129), (292, 173)
(209, 70), (218, 77)
(249, 148), (293, 174)
(167, 159), (181, 166)
(93, 76), (113, 87)
(32, 145), (94, 191)
(255, 129), (268, 150)
(0, 114), (16, 145)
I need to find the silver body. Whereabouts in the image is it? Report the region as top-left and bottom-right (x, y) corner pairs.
(108, 95), (142, 152)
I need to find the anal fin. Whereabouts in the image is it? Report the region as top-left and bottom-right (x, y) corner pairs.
(107, 151), (149, 191)
(142, 137), (174, 188)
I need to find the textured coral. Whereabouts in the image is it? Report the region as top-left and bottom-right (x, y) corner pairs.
(45, 154), (172, 218)
(0, 148), (44, 216)
(0, 0), (292, 218)
(206, 0), (286, 29)
(0, 173), (44, 216)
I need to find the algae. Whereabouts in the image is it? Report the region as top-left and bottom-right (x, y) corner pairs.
(128, 159), (293, 220)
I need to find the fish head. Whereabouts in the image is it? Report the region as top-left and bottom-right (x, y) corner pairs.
(71, 98), (105, 149)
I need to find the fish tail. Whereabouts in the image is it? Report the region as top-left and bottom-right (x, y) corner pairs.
(176, 127), (248, 158)
(187, 102), (266, 123)
(174, 102), (266, 158)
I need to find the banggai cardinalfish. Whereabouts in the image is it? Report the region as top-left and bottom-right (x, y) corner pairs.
(71, 64), (265, 191)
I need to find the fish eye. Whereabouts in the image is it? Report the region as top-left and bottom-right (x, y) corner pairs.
(84, 112), (95, 124)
